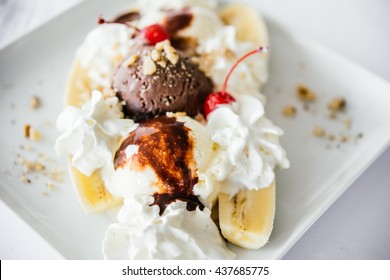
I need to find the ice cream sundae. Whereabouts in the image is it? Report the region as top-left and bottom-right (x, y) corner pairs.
(55, 0), (289, 259)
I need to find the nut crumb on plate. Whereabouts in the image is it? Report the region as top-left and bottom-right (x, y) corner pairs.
(282, 105), (297, 117)
(296, 84), (317, 102)
(312, 127), (326, 137)
(328, 97), (346, 111)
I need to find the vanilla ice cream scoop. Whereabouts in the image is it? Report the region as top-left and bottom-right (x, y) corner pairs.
(105, 113), (217, 208)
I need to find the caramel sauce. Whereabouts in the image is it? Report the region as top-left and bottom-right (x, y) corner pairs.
(114, 116), (204, 215)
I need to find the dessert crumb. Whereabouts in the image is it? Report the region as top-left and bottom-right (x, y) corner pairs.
(30, 96), (42, 110)
(20, 175), (31, 184)
(282, 105), (297, 117)
(24, 124), (31, 138)
(327, 134), (335, 141)
(24, 125), (41, 141)
(328, 97), (346, 111)
(312, 127), (326, 138)
(343, 118), (352, 129)
(30, 128), (41, 141)
(47, 182), (55, 190)
(296, 84), (317, 102)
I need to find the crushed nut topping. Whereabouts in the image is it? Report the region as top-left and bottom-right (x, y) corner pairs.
(296, 84), (317, 102)
(30, 96), (41, 110)
(282, 105), (297, 117)
(312, 127), (325, 138)
(143, 56), (157, 75)
(122, 54), (139, 67)
(328, 97), (346, 111)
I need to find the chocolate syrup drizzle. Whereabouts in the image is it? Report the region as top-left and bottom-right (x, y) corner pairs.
(114, 116), (205, 215)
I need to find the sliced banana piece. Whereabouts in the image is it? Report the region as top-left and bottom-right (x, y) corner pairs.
(218, 181), (275, 249)
(65, 60), (121, 213)
(68, 162), (122, 213)
(219, 3), (269, 47)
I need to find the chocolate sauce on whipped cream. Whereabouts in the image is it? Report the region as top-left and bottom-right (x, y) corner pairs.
(114, 116), (204, 215)
(163, 8), (193, 36)
(98, 11), (140, 25)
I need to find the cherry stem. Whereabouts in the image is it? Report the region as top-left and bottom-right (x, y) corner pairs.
(221, 46), (269, 95)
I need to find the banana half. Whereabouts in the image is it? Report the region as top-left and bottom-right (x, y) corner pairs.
(218, 4), (275, 249)
(65, 59), (122, 213)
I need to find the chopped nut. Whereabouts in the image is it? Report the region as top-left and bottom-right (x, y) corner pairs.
(282, 105), (297, 117)
(155, 40), (166, 51)
(24, 124), (31, 138)
(30, 96), (41, 110)
(122, 54), (139, 67)
(151, 49), (161, 61)
(47, 182), (55, 190)
(157, 40), (179, 65)
(328, 110), (337, 119)
(327, 134), (335, 141)
(164, 45), (179, 65)
(312, 127), (325, 137)
(143, 57), (157, 75)
(157, 59), (167, 68)
(30, 128), (41, 141)
(20, 175), (31, 184)
(296, 84), (317, 102)
(328, 97), (346, 111)
(339, 135), (349, 143)
(34, 162), (45, 172)
(343, 118), (352, 129)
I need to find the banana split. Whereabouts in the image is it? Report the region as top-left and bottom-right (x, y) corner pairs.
(55, 0), (289, 259)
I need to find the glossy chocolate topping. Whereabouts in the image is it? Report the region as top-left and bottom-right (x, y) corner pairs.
(163, 8), (197, 51)
(114, 116), (205, 215)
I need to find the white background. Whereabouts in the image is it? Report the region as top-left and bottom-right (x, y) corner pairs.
(0, 0), (389, 259)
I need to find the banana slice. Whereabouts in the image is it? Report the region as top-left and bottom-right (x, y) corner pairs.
(65, 60), (121, 213)
(219, 3), (269, 48)
(219, 181), (275, 249)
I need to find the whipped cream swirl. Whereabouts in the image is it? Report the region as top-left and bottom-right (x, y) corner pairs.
(77, 24), (136, 88)
(55, 91), (136, 176)
(207, 95), (289, 195)
(103, 195), (235, 260)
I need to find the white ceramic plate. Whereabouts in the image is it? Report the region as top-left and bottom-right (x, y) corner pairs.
(0, 0), (389, 259)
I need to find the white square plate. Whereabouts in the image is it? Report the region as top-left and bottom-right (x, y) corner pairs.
(1, 0), (389, 259)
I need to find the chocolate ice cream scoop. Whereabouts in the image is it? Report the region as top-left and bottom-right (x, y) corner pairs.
(112, 41), (213, 122)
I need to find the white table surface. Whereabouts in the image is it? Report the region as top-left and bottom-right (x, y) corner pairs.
(0, 0), (389, 260)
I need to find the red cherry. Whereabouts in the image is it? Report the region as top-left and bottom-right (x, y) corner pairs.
(203, 92), (236, 117)
(141, 24), (169, 45)
(203, 46), (269, 118)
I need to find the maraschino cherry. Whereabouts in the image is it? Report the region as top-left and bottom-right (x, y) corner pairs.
(203, 46), (268, 118)
(140, 24), (169, 45)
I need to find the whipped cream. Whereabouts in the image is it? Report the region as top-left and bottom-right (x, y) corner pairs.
(55, 90), (136, 176)
(207, 95), (289, 196)
(77, 24), (136, 88)
(103, 195), (235, 260)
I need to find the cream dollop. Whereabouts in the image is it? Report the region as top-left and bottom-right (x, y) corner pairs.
(55, 91), (136, 176)
(76, 24), (136, 88)
(103, 195), (235, 260)
(206, 95), (289, 195)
